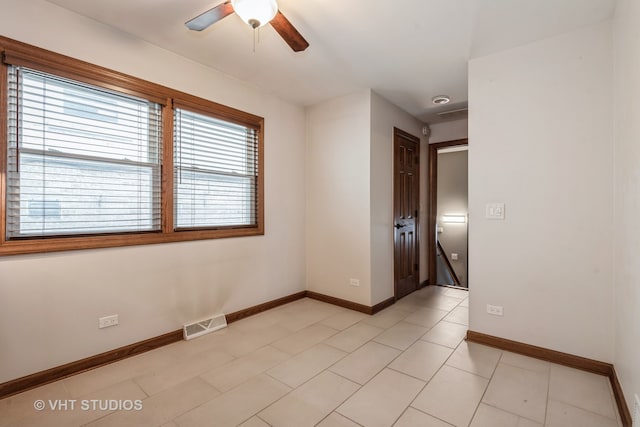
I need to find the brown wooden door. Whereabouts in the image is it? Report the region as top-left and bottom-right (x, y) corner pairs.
(393, 128), (420, 299)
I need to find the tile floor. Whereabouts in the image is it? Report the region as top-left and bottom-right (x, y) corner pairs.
(0, 286), (623, 427)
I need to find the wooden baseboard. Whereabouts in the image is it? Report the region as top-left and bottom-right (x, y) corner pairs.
(225, 291), (307, 323)
(466, 330), (632, 427)
(0, 329), (183, 400)
(1, 289), (393, 400)
(0, 290), (308, 400)
(306, 291), (371, 314)
(371, 296), (396, 314)
(610, 366), (633, 427)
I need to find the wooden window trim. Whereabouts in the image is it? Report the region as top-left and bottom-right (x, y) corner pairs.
(0, 36), (264, 256)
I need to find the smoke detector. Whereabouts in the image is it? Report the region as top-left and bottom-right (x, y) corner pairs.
(432, 95), (451, 105)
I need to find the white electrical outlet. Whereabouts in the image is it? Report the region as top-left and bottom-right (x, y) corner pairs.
(98, 314), (119, 329)
(633, 394), (640, 426)
(451, 253), (458, 261)
(349, 278), (360, 287)
(486, 304), (504, 316)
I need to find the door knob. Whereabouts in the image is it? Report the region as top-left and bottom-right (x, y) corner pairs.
(394, 224), (403, 229)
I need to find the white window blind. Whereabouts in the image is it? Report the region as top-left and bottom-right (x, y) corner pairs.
(6, 66), (162, 238)
(173, 108), (258, 229)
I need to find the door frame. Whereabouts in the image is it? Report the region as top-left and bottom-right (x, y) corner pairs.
(428, 138), (469, 286)
(393, 127), (421, 300)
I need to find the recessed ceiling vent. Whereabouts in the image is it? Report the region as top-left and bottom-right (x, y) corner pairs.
(437, 107), (468, 121)
(183, 313), (227, 340)
(432, 95), (451, 105)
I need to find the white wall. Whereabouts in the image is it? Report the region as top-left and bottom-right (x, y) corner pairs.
(306, 90), (424, 307)
(0, 0), (306, 383)
(306, 91), (373, 305)
(429, 119), (468, 144)
(370, 91), (425, 304)
(468, 21), (614, 362)
(613, 0), (640, 411)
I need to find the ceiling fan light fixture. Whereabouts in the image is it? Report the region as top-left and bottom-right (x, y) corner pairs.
(231, 0), (278, 29)
(432, 95), (451, 105)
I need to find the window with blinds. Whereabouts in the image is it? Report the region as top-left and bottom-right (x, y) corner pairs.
(6, 66), (162, 238)
(173, 108), (258, 229)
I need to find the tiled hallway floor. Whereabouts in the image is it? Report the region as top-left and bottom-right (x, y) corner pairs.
(0, 286), (623, 427)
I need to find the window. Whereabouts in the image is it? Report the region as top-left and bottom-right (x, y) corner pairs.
(174, 108), (258, 229)
(0, 36), (264, 255)
(6, 67), (162, 238)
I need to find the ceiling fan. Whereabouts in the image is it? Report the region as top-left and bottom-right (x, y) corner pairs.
(185, 0), (309, 52)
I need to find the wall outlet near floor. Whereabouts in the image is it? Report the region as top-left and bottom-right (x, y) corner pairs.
(486, 304), (504, 316)
(98, 314), (119, 329)
(633, 394), (639, 426)
(349, 278), (360, 287)
(451, 253), (458, 261)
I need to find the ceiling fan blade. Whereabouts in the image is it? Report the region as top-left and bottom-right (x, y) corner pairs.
(270, 11), (309, 52)
(185, 1), (235, 31)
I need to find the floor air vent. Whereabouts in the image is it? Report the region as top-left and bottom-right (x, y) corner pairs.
(183, 313), (227, 340)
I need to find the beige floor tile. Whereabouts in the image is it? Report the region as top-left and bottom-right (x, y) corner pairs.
(442, 288), (469, 299)
(548, 364), (617, 420)
(134, 349), (234, 395)
(443, 306), (468, 325)
(200, 345), (290, 392)
(445, 341), (502, 378)
(271, 323), (339, 355)
(230, 309), (292, 333)
(402, 307), (449, 329)
(259, 371), (359, 427)
(546, 399), (619, 427)
(0, 381), (70, 427)
(321, 310), (368, 330)
(469, 403), (542, 427)
(517, 418), (544, 427)
(373, 322), (428, 351)
(337, 369), (425, 427)
(420, 294), (464, 312)
(330, 341), (401, 385)
(458, 298), (469, 308)
(394, 407), (454, 426)
(72, 379), (148, 425)
(238, 417), (271, 427)
(389, 340), (453, 382)
(412, 365), (488, 427)
(267, 343), (347, 388)
(420, 320), (467, 348)
(482, 363), (548, 423)
(174, 374), (290, 427)
(324, 322), (383, 353)
(393, 294), (427, 311)
(499, 352), (550, 374)
(361, 307), (414, 329)
(277, 299), (341, 332)
(316, 412), (362, 427)
(8, 379), (147, 427)
(86, 377), (219, 427)
(63, 347), (177, 397)
(164, 328), (237, 360)
(161, 422), (179, 427)
(223, 325), (293, 357)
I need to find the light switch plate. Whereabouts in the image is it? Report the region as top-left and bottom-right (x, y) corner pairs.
(486, 203), (505, 220)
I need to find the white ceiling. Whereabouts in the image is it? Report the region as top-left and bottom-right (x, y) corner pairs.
(45, 0), (616, 123)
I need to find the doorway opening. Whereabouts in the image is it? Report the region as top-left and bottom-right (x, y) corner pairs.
(428, 139), (468, 288)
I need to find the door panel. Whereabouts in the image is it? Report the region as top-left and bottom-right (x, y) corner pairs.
(394, 128), (420, 300)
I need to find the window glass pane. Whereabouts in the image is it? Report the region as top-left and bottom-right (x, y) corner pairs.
(174, 108), (257, 228)
(6, 67), (162, 238)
